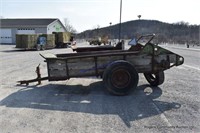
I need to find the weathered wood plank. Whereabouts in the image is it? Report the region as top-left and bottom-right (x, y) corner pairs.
(48, 60), (67, 78)
(67, 57), (96, 76)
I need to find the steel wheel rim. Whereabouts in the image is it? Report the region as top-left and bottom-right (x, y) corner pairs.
(111, 69), (131, 89)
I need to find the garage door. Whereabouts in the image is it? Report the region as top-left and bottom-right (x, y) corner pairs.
(17, 28), (35, 34)
(0, 29), (12, 44)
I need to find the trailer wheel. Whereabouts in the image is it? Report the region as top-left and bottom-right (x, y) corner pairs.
(36, 45), (41, 51)
(144, 71), (164, 86)
(103, 60), (139, 95)
(40, 45), (46, 50)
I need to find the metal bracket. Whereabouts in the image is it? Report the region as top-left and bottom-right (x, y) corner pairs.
(17, 64), (48, 85)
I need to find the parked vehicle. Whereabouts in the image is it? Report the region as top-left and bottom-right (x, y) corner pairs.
(53, 32), (74, 48)
(18, 34), (184, 95)
(16, 34), (55, 50)
(88, 36), (109, 46)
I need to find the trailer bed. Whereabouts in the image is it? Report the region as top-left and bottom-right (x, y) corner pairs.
(41, 42), (183, 82)
(18, 34), (184, 95)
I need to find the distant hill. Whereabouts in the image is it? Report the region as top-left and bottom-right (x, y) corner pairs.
(77, 20), (199, 44)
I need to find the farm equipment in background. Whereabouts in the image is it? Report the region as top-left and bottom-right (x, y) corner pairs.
(53, 32), (75, 48)
(15, 32), (76, 50)
(16, 34), (55, 51)
(18, 34), (184, 96)
(88, 35), (109, 46)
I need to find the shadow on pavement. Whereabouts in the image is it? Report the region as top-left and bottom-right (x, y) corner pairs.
(0, 81), (181, 127)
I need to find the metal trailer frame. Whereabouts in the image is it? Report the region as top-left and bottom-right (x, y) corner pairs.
(71, 41), (123, 52)
(18, 34), (184, 95)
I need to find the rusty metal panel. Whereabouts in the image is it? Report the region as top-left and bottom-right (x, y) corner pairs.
(135, 65), (152, 73)
(126, 54), (151, 66)
(169, 54), (177, 63)
(154, 54), (176, 63)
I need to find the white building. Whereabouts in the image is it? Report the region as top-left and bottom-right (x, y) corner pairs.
(0, 18), (66, 44)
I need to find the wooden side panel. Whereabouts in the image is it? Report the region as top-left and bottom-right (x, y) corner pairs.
(68, 57), (96, 76)
(47, 53), (156, 79)
(48, 60), (67, 80)
(97, 56), (124, 74)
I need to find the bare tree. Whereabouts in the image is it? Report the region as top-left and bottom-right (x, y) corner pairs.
(64, 18), (77, 34)
(92, 24), (100, 30)
(174, 21), (189, 26)
(91, 25), (101, 37)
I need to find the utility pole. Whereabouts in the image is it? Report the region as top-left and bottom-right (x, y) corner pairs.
(109, 22), (112, 45)
(109, 22), (112, 39)
(199, 26), (200, 46)
(119, 0), (122, 42)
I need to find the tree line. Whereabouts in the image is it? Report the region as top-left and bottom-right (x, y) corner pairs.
(76, 20), (199, 45)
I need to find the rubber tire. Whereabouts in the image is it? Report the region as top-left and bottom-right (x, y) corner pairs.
(144, 71), (164, 86)
(103, 60), (139, 95)
(36, 45), (41, 51)
(40, 45), (45, 50)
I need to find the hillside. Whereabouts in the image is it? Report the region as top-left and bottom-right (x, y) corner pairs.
(77, 20), (199, 44)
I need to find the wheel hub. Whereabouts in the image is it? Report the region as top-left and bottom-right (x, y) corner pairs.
(111, 69), (131, 89)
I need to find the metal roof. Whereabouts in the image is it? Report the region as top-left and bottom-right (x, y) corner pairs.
(0, 18), (58, 27)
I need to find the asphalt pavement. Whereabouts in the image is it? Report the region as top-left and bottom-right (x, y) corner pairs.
(0, 43), (199, 133)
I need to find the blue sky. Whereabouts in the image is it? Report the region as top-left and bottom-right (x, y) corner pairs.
(0, 0), (199, 33)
